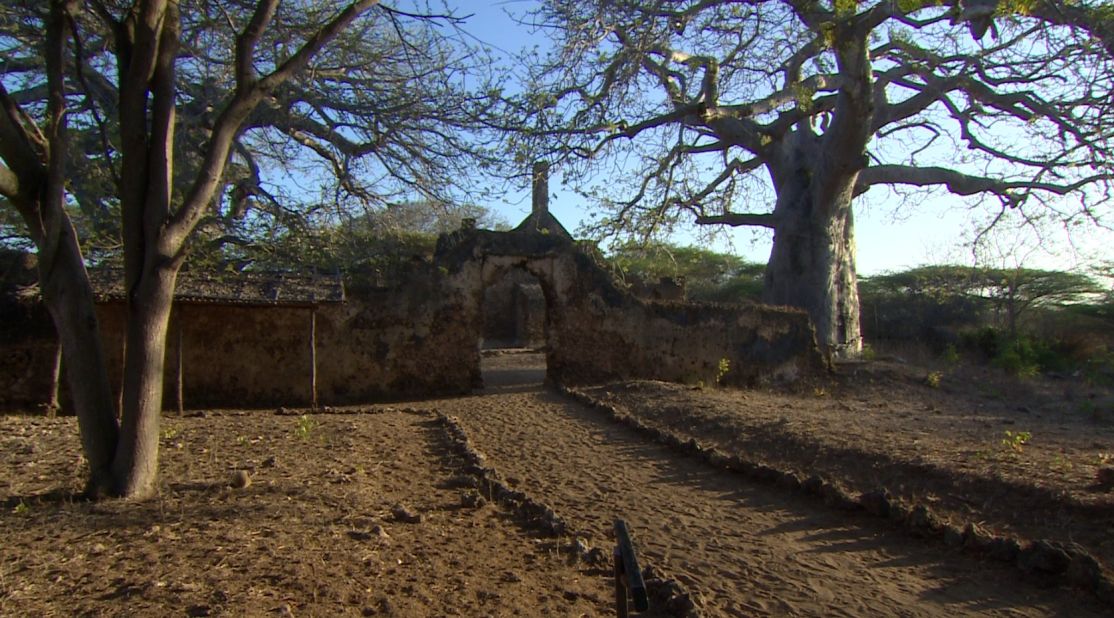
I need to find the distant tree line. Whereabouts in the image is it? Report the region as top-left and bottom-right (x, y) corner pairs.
(610, 243), (1113, 380)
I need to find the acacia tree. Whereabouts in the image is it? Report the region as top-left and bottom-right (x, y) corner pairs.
(519, 0), (1114, 356)
(0, 0), (502, 499)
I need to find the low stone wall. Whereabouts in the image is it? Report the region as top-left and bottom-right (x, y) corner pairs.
(437, 229), (825, 389)
(314, 276), (478, 404)
(549, 294), (821, 387)
(131, 270), (476, 409)
(2, 229), (823, 412)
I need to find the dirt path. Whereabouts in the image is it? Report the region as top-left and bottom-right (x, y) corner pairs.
(0, 410), (613, 616)
(426, 353), (1109, 616)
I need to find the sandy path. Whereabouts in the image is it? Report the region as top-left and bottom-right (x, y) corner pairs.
(426, 354), (1108, 617)
(0, 409), (615, 616)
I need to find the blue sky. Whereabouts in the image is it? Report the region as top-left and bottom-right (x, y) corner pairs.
(448, 1), (1112, 276)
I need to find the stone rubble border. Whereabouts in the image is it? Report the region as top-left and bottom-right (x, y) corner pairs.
(555, 384), (1114, 607)
(430, 411), (705, 617)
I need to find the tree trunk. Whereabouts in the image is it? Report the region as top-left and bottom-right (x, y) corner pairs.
(37, 218), (120, 496)
(111, 264), (178, 499)
(763, 137), (862, 358)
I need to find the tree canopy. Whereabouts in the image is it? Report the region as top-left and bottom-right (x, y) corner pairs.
(608, 241), (765, 303)
(0, 0), (505, 264)
(515, 0), (1114, 354)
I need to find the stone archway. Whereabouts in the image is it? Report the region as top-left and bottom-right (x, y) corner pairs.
(435, 209), (825, 389)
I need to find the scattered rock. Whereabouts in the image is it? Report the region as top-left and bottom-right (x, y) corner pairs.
(907, 505), (942, 538)
(943, 525), (965, 548)
(963, 522), (994, 550)
(229, 470), (251, 489)
(1094, 467), (1114, 490)
(571, 537), (589, 558)
(584, 546), (609, 566)
(859, 490), (892, 517)
(986, 537), (1021, 562)
(391, 503), (422, 524)
(460, 490), (486, 508)
(442, 474), (477, 489)
(1018, 540), (1073, 575)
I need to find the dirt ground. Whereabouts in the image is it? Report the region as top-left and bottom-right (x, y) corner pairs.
(1, 350), (1113, 616)
(581, 354), (1114, 572)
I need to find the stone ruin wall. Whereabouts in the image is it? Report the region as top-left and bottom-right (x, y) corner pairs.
(1, 232), (823, 412)
(547, 254), (821, 386)
(0, 260), (478, 412)
(438, 228), (825, 390)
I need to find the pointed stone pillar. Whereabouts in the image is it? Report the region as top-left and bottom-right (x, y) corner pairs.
(531, 161), (549, 216)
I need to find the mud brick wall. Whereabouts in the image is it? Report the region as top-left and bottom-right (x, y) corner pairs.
(96, 303), (315, 408)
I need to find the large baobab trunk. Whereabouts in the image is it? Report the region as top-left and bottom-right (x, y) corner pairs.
(763, 136), (862, 358)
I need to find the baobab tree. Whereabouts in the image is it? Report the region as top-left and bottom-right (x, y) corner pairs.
(0, 0), (503, 498)
(519, 0), (1114, 356)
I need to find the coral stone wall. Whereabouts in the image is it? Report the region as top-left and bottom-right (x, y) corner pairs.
(314, 276), (478, 403)
(437, 229), (825, 389)
(96, 303), (314, 409)
(2, 228), (823, 413)
(93, 275), (477, 410)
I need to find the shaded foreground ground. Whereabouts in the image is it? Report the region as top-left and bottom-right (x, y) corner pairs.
(1, 350), (1112, 616)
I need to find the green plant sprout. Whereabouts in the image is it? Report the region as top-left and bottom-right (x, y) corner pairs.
(716, 357), (731, 385)
(294, 415), (317, 439)
(1001, 430), (1032, 453)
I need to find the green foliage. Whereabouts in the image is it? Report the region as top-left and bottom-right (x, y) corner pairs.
(227, 200), (506, 284)
(861, 343), (877, 361)
(925, 371), (943, 388)
(716, 357), (731, 385)
(608, 241), (764, 303)
(1082, 351), (1114, 387)
(994, 343), (1040, 379)
(1001, 430), (1032, 454)
(942, 344), (961, 366)
(293, 415), (317, 440)
(864, 264), (1110, 376)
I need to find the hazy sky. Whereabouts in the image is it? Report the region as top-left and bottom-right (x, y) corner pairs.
(450, 1), (1111, 276)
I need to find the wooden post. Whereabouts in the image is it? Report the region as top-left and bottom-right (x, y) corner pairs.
(47, 341), (62, 417)
(310, 307), (318, 410)
(176, 314), (184, 416)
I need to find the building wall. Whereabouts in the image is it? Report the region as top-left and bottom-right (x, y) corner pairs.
(2, 235), (823, 413)
(92, 271), (477, 410)
(438, 230), (825, 389)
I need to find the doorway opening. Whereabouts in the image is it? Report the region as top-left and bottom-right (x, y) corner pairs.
(478, 263), (549, 391)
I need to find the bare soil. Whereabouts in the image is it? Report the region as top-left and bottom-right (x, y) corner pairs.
(1, 350), (1112, 616)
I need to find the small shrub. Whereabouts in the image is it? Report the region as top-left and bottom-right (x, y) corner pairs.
(861, 344), (877, 361)
(1001, 430), (1032, 454)
(716, 357), (731, 385)
(993, 338), (1041, 379)
(925, 371), (943, 388)
(942, 343), (961, 366)
(294, 414), (317, 439)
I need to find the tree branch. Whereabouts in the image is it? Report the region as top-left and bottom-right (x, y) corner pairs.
(695, 212), (778, 228)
